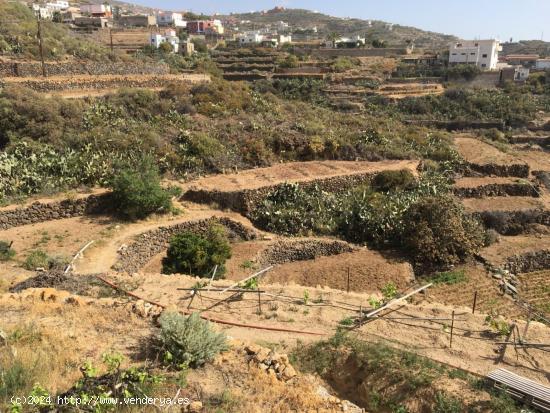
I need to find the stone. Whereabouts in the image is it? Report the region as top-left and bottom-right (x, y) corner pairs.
(188, 401), (203, 412)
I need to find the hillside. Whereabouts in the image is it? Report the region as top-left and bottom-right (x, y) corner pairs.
(224, 8), (457, 49)
(501, 40), (550, 57)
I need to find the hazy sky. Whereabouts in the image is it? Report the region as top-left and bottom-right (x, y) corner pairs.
(134, 0), (550, 41)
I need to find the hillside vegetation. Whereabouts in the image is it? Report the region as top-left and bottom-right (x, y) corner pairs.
(225, 8), (457, 48)
(0, 2), (112, 61)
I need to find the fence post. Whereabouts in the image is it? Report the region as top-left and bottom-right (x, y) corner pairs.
(450, 310), (455, 348)
(472, 291), (478, 314)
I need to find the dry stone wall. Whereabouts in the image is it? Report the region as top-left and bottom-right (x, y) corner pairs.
(2, 75), (199, 93)
(453, 182), (540, 198)
(504, 249), (550, 274)
(0, 61), (169, 78)
(183, 172), (382, 215)
(462, 162), (530, 178)
(256, 239), (356, 266)
(476, 209), (550, 235)
(113, 217), (257, 274)
(0, 193), (112, 230)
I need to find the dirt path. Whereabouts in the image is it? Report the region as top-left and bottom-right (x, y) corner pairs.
(77, 202), (269, 274)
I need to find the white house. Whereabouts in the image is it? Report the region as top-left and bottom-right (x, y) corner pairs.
(32, 4), (53, 20)
(535, 59), (550, 70)
(237, 31), (264, 45)
(449, 39), (502, 70)
(46, 1), (69, 11)
(278, 34), (292, 45)
(150, 29), (179, 53)
(79, 4), (112, 16)
(156, 12), (186, 28)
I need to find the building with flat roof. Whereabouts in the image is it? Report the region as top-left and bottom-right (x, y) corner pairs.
(449, 39), (501, 70)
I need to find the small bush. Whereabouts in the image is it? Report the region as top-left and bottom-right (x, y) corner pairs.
(428, 270), (467, 285)
(371, 170), (416, 192)
(162, 224), (231, 277)
(109, 156), (171, 221)
(23, 250), (67, 271)
(23, 250), (50, 270)
(402, 197), (485, 270)
(0, 241), (15, 261)
(157, 312), (227, 368)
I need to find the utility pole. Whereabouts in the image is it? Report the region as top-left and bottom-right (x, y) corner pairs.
(37, 16), (47, 77)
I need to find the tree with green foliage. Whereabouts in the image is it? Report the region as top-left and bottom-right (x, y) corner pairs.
(109, 156), (172, 221)
(402, 196), (485, 269)
(162, 224), (232, 277)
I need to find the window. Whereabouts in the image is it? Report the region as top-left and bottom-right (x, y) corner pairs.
(452, 53), (457, 56)
(470, 52), (475, 55)
(482, 54), (488, 58)
(475, 43), (479, 46)
(481, 63), (487, 67)
(461, 53), (466, 55)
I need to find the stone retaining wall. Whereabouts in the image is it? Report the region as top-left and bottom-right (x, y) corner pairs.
(453, 182), (540, 198)
(0, 61), (169, 78)
(0, 193), (113, 230)
(504, 249), (550, 274)
(1, 75), (205, 93)
(463, 162), (530, 178)
(183, 172), (383, 215)
(256, 239), (356, 266)
(113, 217), (257, 274)
(476, 209), (550, 235)
(404, 119), (506, 131)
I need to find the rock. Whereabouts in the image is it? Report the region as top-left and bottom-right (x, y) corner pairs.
(188, 401), (203, 412)
(280, 364), (297, 381)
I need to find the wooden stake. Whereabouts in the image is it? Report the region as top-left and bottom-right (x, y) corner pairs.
(346, 267), (350, 293)
(472, 291), (478, 314)
(257, 289), (262, 314)
(522, 310), (532, 343)
(359, 305), (363, 327)
(450, 310), (455, 348)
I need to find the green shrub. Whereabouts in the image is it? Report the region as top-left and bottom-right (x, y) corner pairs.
(58, 353), (162, 409)
(371, 169), (416, 192)
(162, 224), (231, 277)
(157, 312), (227, 368)
(434, 392), (464, 413)
(402, 197), (485, 269)
(23, 250), (67, 271)
(0, 241), (15, 261)
(428, 270), (467, 285)
(109, 156), (171, 221)
(23, 250), (50, 270)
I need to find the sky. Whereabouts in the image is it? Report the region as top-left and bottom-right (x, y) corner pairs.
(134, 0), (550, 41)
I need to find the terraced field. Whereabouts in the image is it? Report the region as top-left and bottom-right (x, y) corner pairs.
(517, 270), (550, 316)
(183, 160), (419, 192)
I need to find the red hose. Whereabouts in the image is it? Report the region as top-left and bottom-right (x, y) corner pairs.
(95, 276), (325, 336)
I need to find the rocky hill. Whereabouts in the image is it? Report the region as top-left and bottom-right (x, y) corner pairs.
(223, 8), (457, 49)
